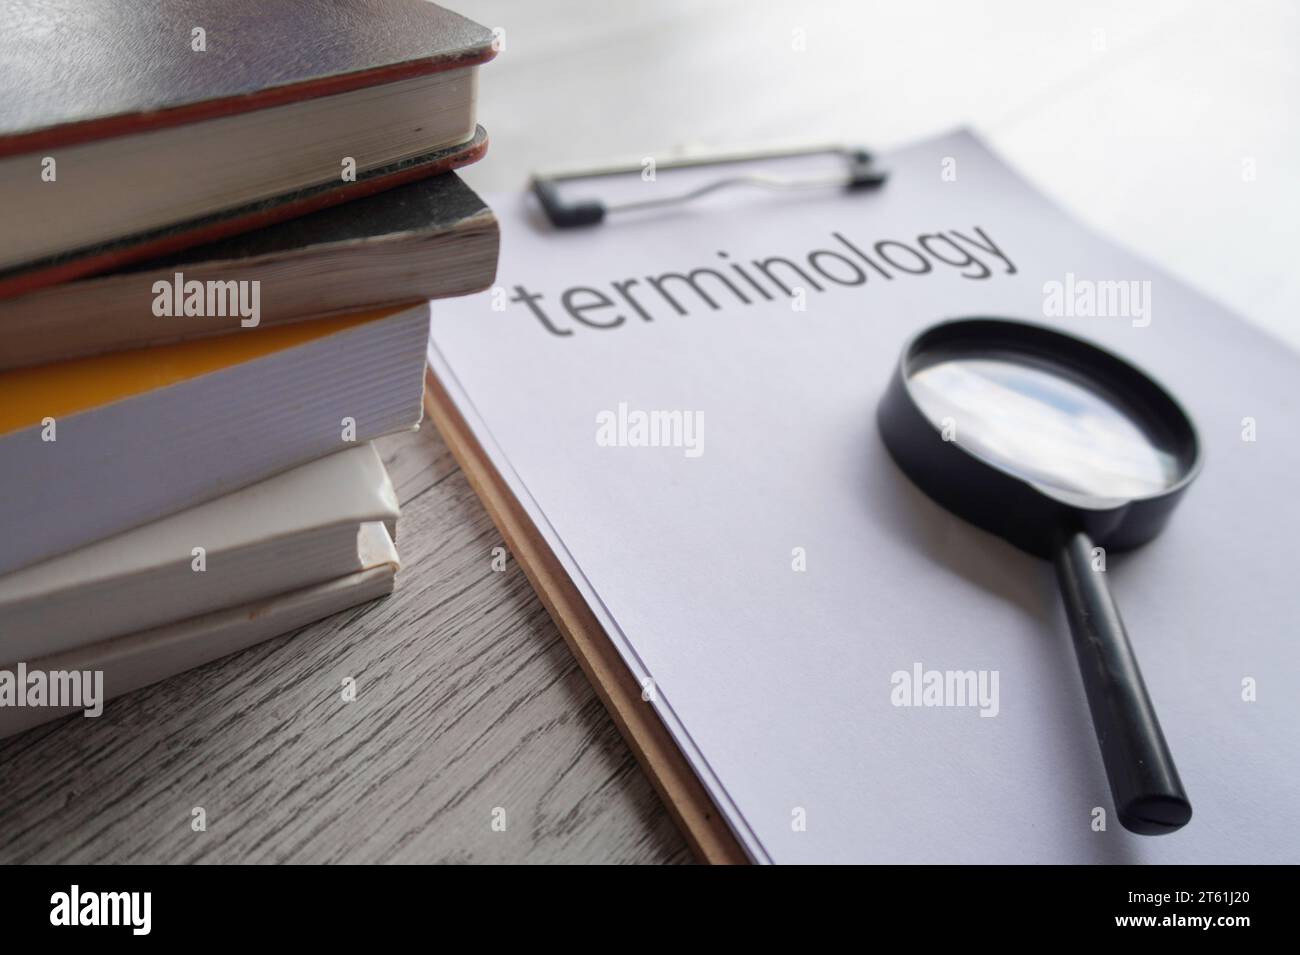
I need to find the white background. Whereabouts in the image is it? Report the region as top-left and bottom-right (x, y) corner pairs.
(456, 0), (1300, 350)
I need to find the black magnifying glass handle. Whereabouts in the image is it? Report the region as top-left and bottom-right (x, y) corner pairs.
(1053, 530), (1192, 834)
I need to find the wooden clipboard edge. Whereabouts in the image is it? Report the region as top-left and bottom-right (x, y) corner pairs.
(423, 367), (750, 864)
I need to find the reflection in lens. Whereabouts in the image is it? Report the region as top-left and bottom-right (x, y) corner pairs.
(908, 357), (1182, 500)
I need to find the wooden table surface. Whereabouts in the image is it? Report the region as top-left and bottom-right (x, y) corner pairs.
(1, 0), (1294, 864)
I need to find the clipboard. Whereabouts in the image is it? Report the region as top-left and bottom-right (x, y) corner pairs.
(529, 142), (886, 228)
(424, 144), (887, 863)
(422, 128), (1300, 866)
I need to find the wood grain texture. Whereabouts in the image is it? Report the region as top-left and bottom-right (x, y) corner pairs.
(0, 423), (690, 864)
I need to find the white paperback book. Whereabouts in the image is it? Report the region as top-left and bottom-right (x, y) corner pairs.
(426, 129), (1300, 863)
(0, 301), (428, 576)
(0, 559), (397, 739)
(0, 443), (401, 737)
(0, 442), (400, 662)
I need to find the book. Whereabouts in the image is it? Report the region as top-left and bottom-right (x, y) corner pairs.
(0, 559), (399, 739)
(0, 443), (399, 662)
(0, 302), (428, 576)
(0, 0), (495, 297)
(0, 172), (499, 369)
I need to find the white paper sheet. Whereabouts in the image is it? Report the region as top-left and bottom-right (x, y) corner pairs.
(428, 130), (1300, 863)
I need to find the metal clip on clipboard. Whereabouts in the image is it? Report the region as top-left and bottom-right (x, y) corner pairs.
(530, 143), (888, 229)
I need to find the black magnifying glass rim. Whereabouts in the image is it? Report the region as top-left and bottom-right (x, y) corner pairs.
(877, 316), (1204, 558)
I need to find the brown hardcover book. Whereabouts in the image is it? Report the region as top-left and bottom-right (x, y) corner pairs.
(0, 170), (499, 370)
(0, 0), (496, 298)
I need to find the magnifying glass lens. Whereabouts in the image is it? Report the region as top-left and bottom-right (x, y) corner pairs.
(879, 319), (1203, 835)
(907, 356), (1183, 500)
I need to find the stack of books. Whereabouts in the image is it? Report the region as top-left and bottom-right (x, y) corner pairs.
(0, 1), (500, 735)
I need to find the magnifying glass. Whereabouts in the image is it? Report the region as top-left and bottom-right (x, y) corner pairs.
(877, 317), (1202, 835)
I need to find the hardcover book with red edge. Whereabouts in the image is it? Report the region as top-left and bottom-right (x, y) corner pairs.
(0, 0), (496, 299)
